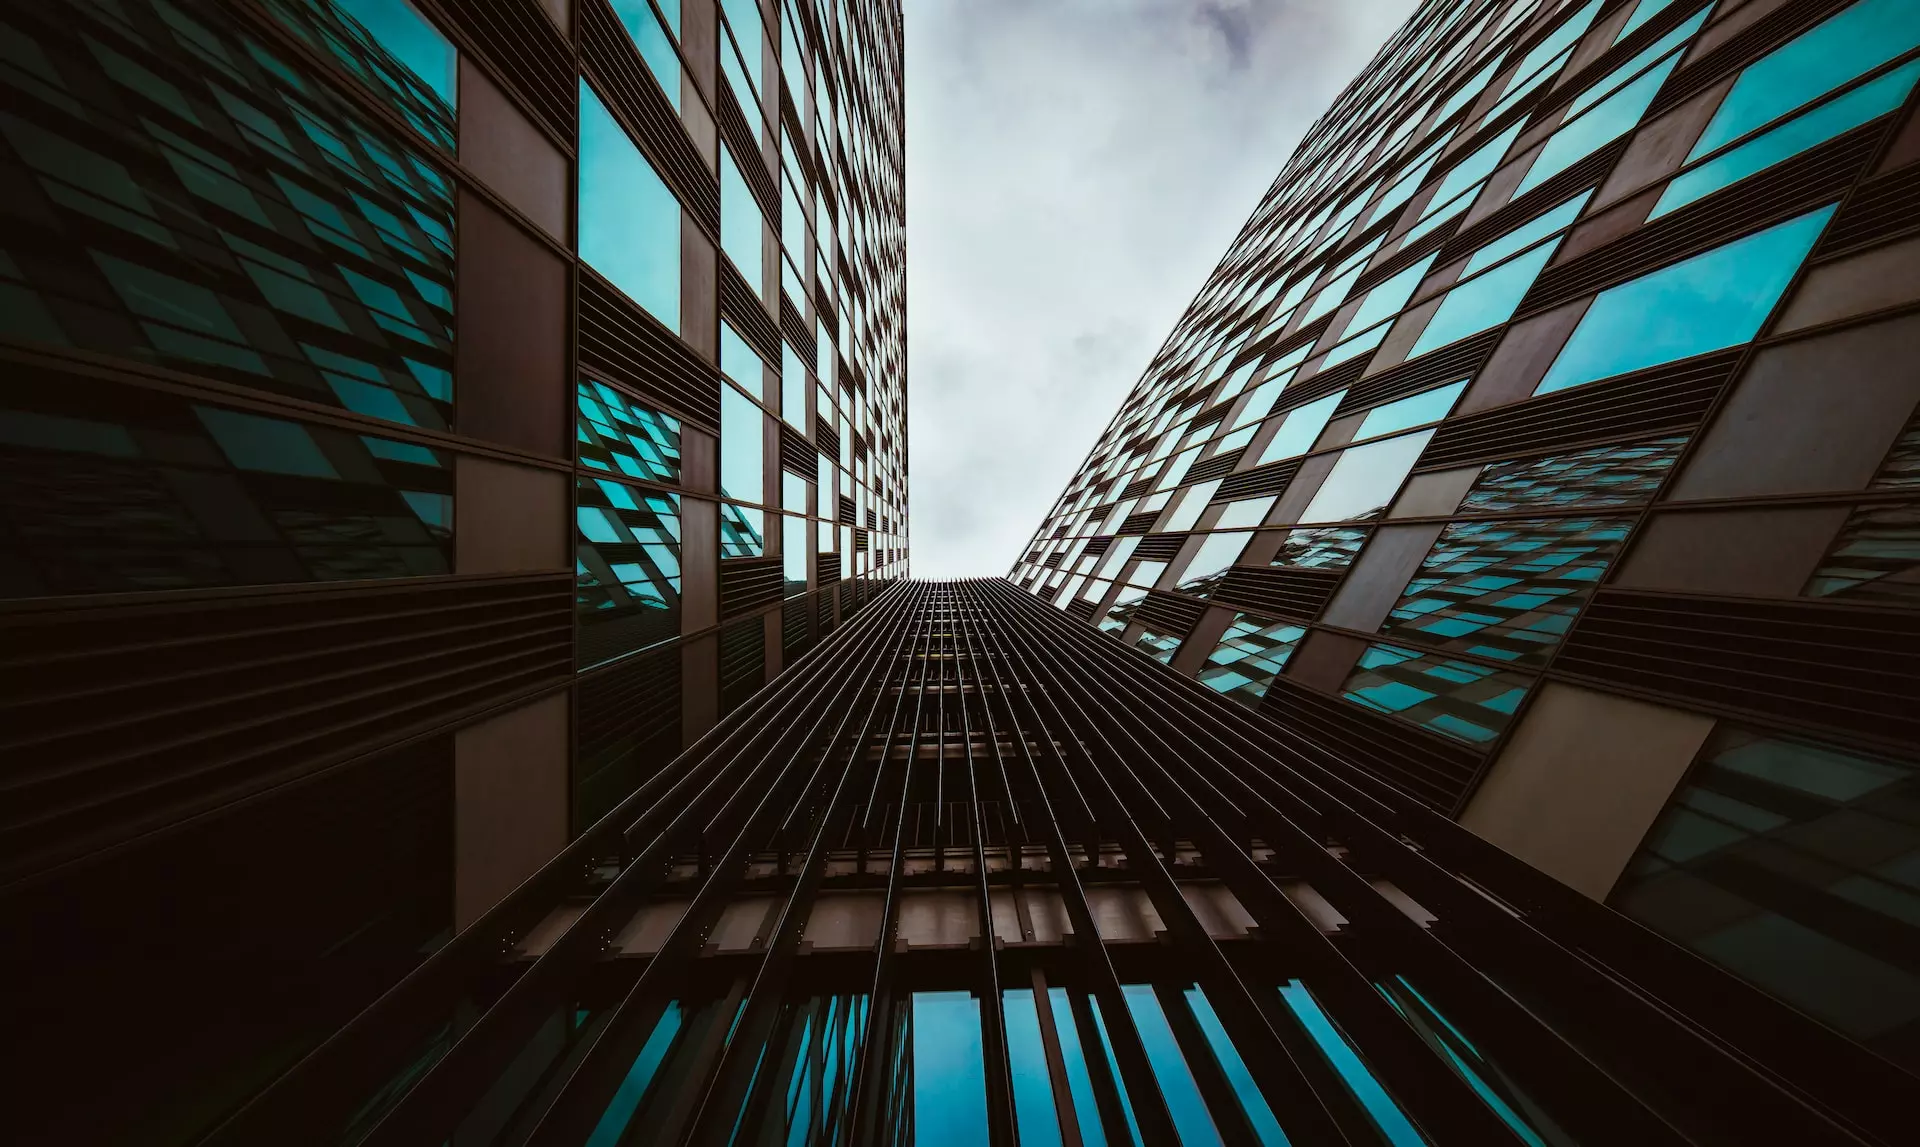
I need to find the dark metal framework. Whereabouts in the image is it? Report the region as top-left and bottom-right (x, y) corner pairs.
(204, 579), (1907, 1146)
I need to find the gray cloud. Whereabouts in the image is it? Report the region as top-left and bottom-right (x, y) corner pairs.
(905, 0), (1422, 577)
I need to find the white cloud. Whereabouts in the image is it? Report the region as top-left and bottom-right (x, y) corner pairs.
(905, 0), (1423, 577)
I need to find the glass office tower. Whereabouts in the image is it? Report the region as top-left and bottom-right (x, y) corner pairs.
(1016, 0), (1920, 1088)
(0, 0), (904, 1140)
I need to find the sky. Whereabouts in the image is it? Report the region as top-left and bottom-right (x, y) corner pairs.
(903, 0), (1425, 578)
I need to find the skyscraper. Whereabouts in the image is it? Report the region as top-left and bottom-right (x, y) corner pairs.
(0, 0), (904, 1139)
(1017, 0), (1920, 1089)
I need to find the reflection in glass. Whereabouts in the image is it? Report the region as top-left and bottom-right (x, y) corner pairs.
(1299, 431), (1434, 523)
(263, 0), (456, 146)
(1408, 244), (1556, 359)
(576, 477), (681, 669)
(1535, 205), (1833, 394)
(1355, 380), (1466, 442)
(578, 379), (681, 483)
(721, 145), (765, 295)
(1459, 437), (1684, 512)
(1342, 642), (1531, 744)
(1199, 614), (1309, 706)
(1258, 392), (1346, 464)
(720, 383), (765, 504)
(580, 81), (682, 329)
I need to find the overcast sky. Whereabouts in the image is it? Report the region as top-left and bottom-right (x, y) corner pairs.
(903, 0), (1424, 578)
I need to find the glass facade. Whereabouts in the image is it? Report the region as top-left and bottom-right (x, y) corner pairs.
(1012, 0), (1920, 1084)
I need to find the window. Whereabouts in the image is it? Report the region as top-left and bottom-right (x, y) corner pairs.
(0, 384), (451, 596)
(1612, 726), (1920, 1069)
(1176, 530), (1252, 593)
(1459, 437), (1685, 512)
(1325, 253), (1439, 367)
(721, 322), (768, 392)
(1515, 9), (1708, 195)
(1464, 191), (1591, 276)
(1379, 516), (1631, 665)
(720, 383), (765, 504)
(575, 477), (681, 668)
(781, 339), (809, 430)
(1536, 205), (1834, 394)
(721, 145), (765, 295)
(1300, 431), (1433, 523)
(1342, 643), (1532, 744)
(609, 0), (682, 109)
(721, 503), (764, 558)
(577, 380), (681, 483)
(1354, 380), (1466, 442)
(1408, 242), (1557, 359)
(262, 0), (456, 147)
(782, 514), (808, 596)
(1655, 59), (1920, 219)
(580, 81), (682, 330)
(1199, 613), (1309, 706)
(1690, 0), (1920, 160)
(1257, 391), (1345, 464)
(1216, 496), (1277, 529)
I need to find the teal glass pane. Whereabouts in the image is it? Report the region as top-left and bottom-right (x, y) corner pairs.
(585, 1004), (683, 1147)
(721, 0), (765, 92)
(1464, 191), (1592, 276)
(263, 0), (456, 147)
(1355, 380), (1466, 442)
(721, 321), (768, 390)
(1176, 530), (1253, 594)
(1342, 643), (1532, 744)
(1611, 727), (1920, 1067)
(579, 81), (682, 330)
(1616, 0), (1678, 42)
(1300, 261), (1366, 326)
(1376, 980), (1572, 1147)
(1517, 51), (1682, 195)
(1199, 613), (1309, 707)
(1805, 502), (1920, 603)
(1272, 525), (1369, 570)
(1408, 243), (1556, 359)
(1134, 626), (1184, 663)
(576, 477), (681, 668)
(1379, 516), (1632, 666)
(1184, 988), (1290, 1145)
(721, 503), (765, 557)
(577, 379), (682, 482)
(1536, 205), (1834, 394)
(1087, 997), (1146, 1146)
(783, 513), (807, 595)
(1300, 431), (1433, 523)
(1690, 0), (1920, 159)
(721, 382), (765, 503)
(1331, 253), (1438, 363)
(609, 0), (681, 110)
(1120, 986), (1221, 1147)
(911, 992), (988, 1147)
(1257, 391), (1345, 463)
(1655, 59), (1920, 218)
(1423, 122), (1523, 219)
(781, 339), (809, 429)
(1459, 437), (1685, 512)
(1048, 989), (1111, 1147)
(1565, 7), (1708, 120)
(721, 145), (766, 295)
(1003, 991), (1064, 1147)
(1279, 982), (1424, 1146)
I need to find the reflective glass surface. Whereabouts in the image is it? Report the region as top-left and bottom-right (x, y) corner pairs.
(1409, 244), (1556, 359)
(1463, 191), (1591, 276)
(1613, 727), (1920, 1070)
(0, 381), (451, 596)
(1690, 0), (1920, 158)
(575, 476), (681, 669)
(610, 0), (682, 110)
(580, 81), (682, 330)
(1805, 502), (1920, 603)
(721, 145), (765, 294)
(1342, 642), (1531, 743)
(1355, 380), (1466, 442)
(1536, 205), (1834, 394)
(1199, 613), (1309, 706)
(1379, 516), (1631, 665)
(1299, 431), (1433, 523)
(1257, 391), (1346, 464)
(263, 0), (456, 147)
(720, 382), (765, 503)
(1458, 437), (1684, 512)
(577, 379), (681, 483)
(0, 2), (456, 427)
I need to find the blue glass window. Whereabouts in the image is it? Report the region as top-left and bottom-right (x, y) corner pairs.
(609, 0), (682, 110)
(1300, 431), (1433, 523)
(577, 379), (681, 482)
(1536, 205), (1834, 394)
(781, 339), (809, 429)
(1279, 981), (1423, 1145)
(1408, 244), (1557, 359)
(1257, 391), (1345, 464)
(262, 0), (456, 147)
(783, 513), (808, 596)
(1805, 502), (1920, 604)
(1120, 986), (1221, 1146)
(721, 503), (765, 558)
(1459, 437), (1685, 512)
(579, 81), (682, 330)
(1616, 0), (1679, 42)
(1326, 254), (1438, 367)
(720, 0), (766, 94)
(1464, 192), (1591, 276)
(1342, 643), (1532, 744)
(721, 145), (766, 296)
(721, 321), (768, 392)
(1379, 517), (1632, 666)
(1177, 530), (1253, 593)
(721, 382), (765, 503)
(1656, 59), (1920, 218)
(1689, 0), (1920, 159)
(576, 477), (681, 669)
(911, 992), (988, 1147)
(1515, 11), (1705, 195)
(1199, 614), (1309, 707)
(1003, 991), (1065, 1147)
(1355, 380), (1466, 442)
(1377, 979), (1571, 1146)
